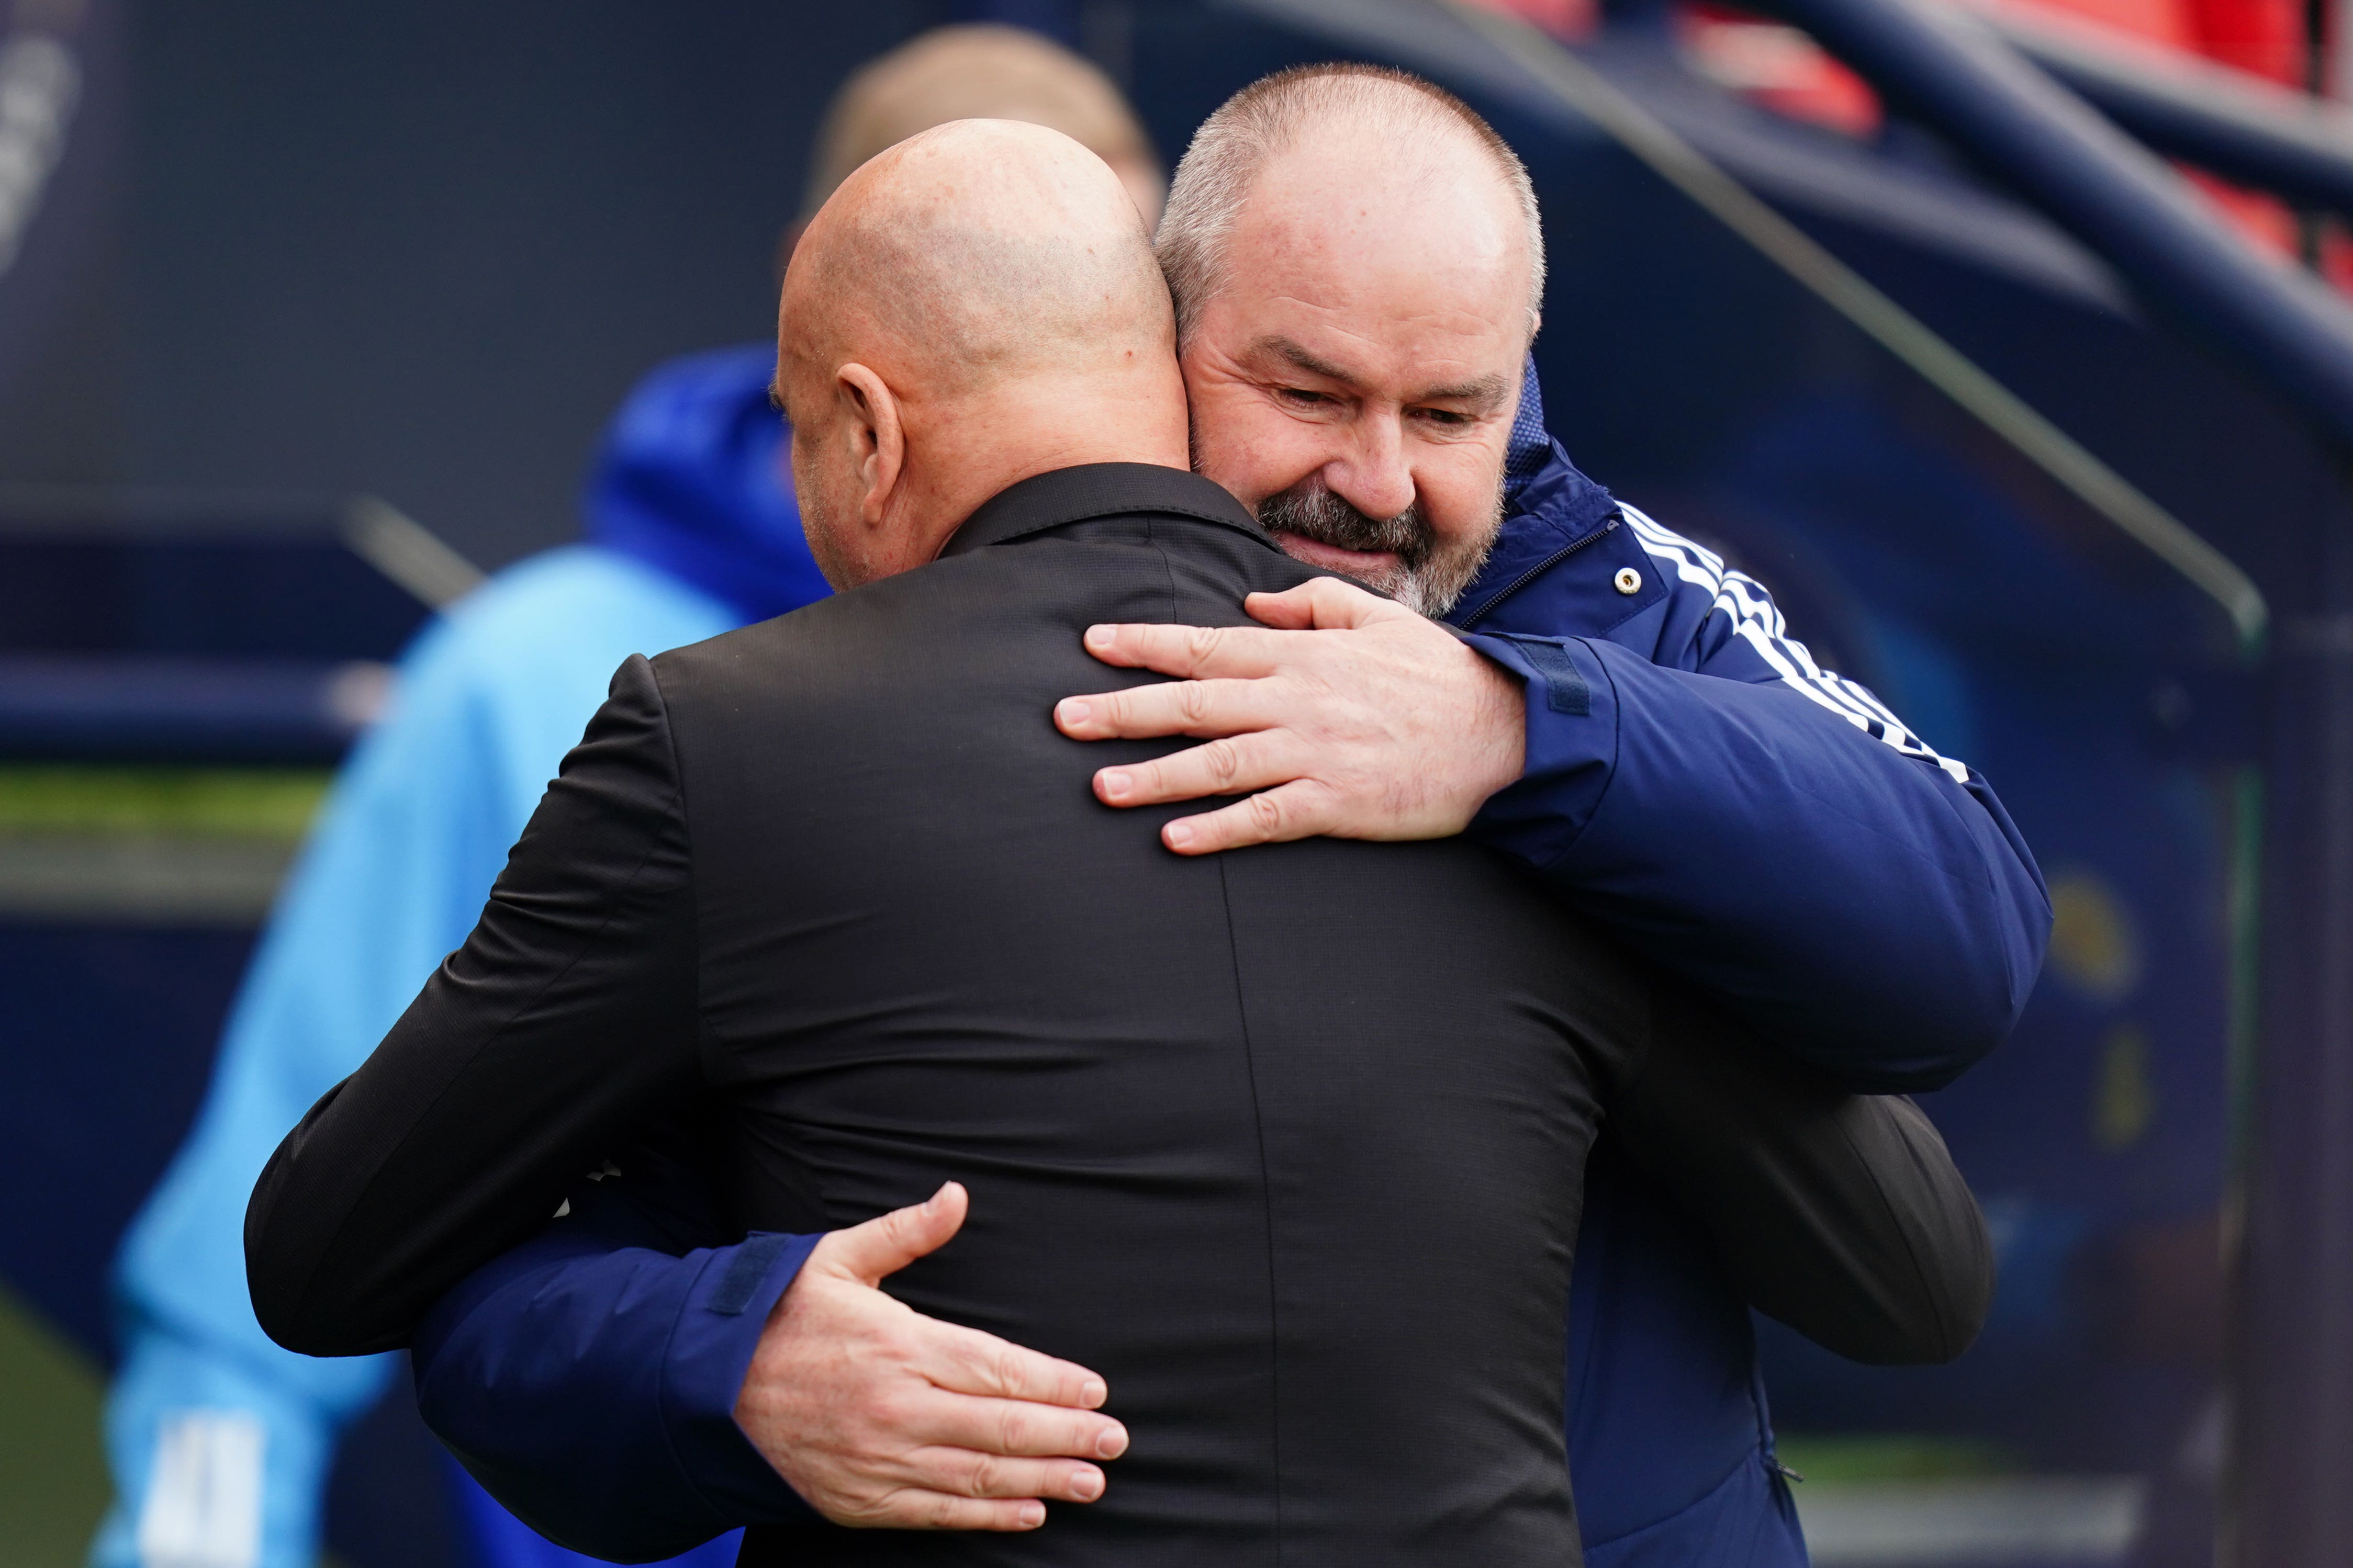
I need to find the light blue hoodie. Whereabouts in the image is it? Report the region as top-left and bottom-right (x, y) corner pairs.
(93, 344), (822, 1568)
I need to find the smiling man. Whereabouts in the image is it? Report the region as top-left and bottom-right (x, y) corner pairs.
(255, 64), (2030, 1568)
(1167, 84), (1529, 617)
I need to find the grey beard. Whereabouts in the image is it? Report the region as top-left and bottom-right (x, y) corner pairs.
(1254, 480), (1500, 618)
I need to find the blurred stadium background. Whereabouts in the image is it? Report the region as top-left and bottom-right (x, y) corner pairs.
(8, 0), (2353, 1564)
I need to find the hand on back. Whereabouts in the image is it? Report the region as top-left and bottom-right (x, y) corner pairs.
(1054, 577), (1527, 854)
(734, 1183), (1127, 1530)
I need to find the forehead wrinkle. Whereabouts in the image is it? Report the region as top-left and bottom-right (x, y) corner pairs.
(1258, 334), (1355, 383)
(1256, 298), (1502, 354)
(1417, 371), (1510, 408)
(1245, 307), (1512, 399)
(1249, 272), (1522, 341)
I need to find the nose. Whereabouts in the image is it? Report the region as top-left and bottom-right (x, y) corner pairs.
(1323, 414), (1416, 523)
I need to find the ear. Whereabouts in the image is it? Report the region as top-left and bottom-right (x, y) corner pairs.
(834, 363), (904, 528)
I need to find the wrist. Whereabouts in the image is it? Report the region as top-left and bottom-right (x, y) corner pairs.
(1466, 651), (1528, 804)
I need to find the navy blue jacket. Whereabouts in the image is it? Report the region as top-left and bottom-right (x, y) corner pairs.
(409, 360), (2048, 1566)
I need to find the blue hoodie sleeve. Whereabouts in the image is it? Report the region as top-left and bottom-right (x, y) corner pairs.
(96, 560), (692, 1568)
(1463, 505), (2050, 1093)
(411, 1152), (819, 1562)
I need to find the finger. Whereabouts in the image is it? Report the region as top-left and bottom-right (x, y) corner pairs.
(1092, 734), (1298, 809)
(1161, 781), (1341, 855)
(1056, 678), (1282, 743)
(817, 1181), (968, 1284)
(918, 1320), (1112, 1410)
(1243, 575), (1404, 631)
(1080, 621), (1284, 680)
(854, 1491), (1049, 1532)
(907, 1389), (1130, 1460)
(905, 1447), (1111, 1504)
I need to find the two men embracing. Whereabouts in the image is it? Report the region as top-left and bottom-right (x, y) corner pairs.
(249, 62), (2044, 1568)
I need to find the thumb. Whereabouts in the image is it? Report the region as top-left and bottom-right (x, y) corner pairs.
(1245, 576), (1399, 631)
(819, 1181), (969, 1285)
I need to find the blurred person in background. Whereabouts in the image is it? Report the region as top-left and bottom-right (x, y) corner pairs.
(91, 25), (1160, 1568)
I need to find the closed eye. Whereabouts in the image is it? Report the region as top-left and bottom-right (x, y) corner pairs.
(1275, 386), (1335, 408)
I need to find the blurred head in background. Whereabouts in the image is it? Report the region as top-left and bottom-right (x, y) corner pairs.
(789, 21), (1166, 268)
(1157, 64), (1540, 615)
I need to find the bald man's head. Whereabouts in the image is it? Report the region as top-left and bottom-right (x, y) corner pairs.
(785, 119), (1171, 401)
(777, 119), (1189, 589)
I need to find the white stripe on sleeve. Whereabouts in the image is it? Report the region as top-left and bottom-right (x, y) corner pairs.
(1621, 505), (1973, 785)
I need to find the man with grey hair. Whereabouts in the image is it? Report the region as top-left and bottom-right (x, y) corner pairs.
(1152, 63), (1546, 620)
(304, 62), (2035, 1568)
(1059, 63), (2043, 1563)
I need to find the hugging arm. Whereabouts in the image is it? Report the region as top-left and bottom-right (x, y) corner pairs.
(1061, 521), (2052, 1093)
(1614, 981), (1993, 1364)
(244, 653), (705, 1357)
(1468, 617), (2048, 1092)
(413, 1143), (1124, 1552)
(412, 1127), (820, 1560)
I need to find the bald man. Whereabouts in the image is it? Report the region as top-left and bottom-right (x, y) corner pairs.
(101, 28), (1172, 1568)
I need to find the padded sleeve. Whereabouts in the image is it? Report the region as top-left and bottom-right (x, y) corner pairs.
(412, 1140), (819, 1560)
(1610, 981), (1994, 1365)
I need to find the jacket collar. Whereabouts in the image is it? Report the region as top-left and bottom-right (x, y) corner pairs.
(1449, 361), (1622, 629)
(1449, 438), (1623, 628)
(1504, 351), (1555, 503)
(942, 463), (1278, 559)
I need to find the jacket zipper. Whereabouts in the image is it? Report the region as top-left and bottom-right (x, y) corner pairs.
(1454, 515), (1620, 632)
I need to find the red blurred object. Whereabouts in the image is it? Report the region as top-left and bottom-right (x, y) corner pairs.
(2321, 221), (2353, 289)
(2181, 0), (2308, 84)
(2177, 164), (2303, 257)
(1455, 0), (1602, 41)
(2008, 0), (2200, 51)
(1677, 0), (2330, 279)
(1680, 2), (1886, 133)
(2011, 0), (2307, 83)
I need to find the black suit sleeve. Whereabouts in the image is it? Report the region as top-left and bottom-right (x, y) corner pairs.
(246, 655), (707, 1357)
(1610, 982), (1995, 1366)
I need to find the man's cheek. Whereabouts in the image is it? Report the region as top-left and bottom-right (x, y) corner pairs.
(1191, 418), (1284, 506)
(1200, 409), (1330, 510)
(1420, 457), (1510, 547)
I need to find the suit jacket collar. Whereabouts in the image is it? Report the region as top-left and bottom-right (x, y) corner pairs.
(942, 463), (1277, 559)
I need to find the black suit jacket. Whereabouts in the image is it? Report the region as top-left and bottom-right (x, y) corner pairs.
(251, 464), (1668, 1566)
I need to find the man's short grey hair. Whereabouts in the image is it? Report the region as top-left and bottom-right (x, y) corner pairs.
(1156, 63), (1546, 344)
